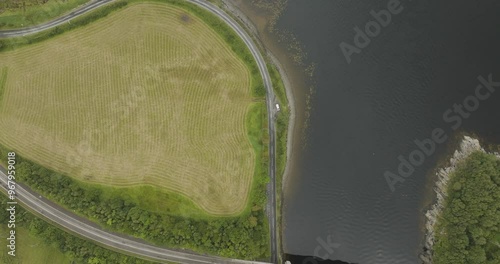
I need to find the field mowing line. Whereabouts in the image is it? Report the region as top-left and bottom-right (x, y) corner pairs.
(0, 67), (7, 105)
(0, 2), (257, 215)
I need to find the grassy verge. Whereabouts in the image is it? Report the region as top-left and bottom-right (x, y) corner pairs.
(433, 151), (500, 263)
(246, 101), (270, 211)
(268, 63), (289, 178)
(98, 184), (209, 219)
(245, 101), (271, 256)
(0, 0), (90, 29)
(0, 194), (156, 263)
(267, 62), (289, 263)
(206, 0), (223, 8)
(0, 1), (129, 51)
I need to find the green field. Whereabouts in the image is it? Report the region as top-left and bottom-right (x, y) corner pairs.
(267, 62), (289, 264)
(0, 194), (159, 263)
(0, 2), (259, 215)
(0, 0), (272, 258)
(0, 0), (90, 29)
(0, 226), (71, 264)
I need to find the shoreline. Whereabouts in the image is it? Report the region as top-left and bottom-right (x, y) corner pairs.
(1, 0), (288, 260)
(420, 136), (498, 263)
(220, 1), (297, 262)
(266, 51), (296, 189)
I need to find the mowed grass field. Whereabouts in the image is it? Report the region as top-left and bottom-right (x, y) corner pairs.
(0, 2), (257, 215)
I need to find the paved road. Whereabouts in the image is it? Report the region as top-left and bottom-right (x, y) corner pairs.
(0, 0), (279, 263)
(0, 0), (114, 38)
(0, 168), (269, 264)
(185, 2), (279, 263)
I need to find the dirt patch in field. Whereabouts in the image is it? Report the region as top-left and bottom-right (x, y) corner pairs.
(180, 13), (191, 24)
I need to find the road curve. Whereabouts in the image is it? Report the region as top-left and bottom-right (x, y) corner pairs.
(0, 0), (114, 38)
(0, 169), (269, 264)
(185, 2), (279, 263)
(0, 0), (279, 263)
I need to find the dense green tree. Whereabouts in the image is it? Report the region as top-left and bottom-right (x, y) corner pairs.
(0, 195), (155, 263)
(433, 152), (500, 264)
(0, 148), (270, 260)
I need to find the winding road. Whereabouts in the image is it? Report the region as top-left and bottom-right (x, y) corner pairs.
(0, 168), (268, 264)
(0, 0), (114, 38)
(0, 0), (279, 263)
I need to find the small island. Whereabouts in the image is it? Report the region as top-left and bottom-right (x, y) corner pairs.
(422, 136), (500, 263)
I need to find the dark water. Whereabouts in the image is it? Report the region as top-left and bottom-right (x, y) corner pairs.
(280, 0), (500, 263)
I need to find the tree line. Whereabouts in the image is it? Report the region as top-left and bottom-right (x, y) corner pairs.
(0, 195), (157, 264)
(0, 147), (270, 260)
(0, 0), (271, 260)
(433, 151), (500, 263)
(0, 1), (128, 52)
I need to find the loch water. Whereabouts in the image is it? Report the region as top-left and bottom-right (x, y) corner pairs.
(278, 0), (500, 263)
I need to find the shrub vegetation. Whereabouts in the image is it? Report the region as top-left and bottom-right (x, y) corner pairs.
(0, 195), (156, 264)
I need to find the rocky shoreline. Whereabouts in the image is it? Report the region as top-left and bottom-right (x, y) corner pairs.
(421, 136), (488, 263)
